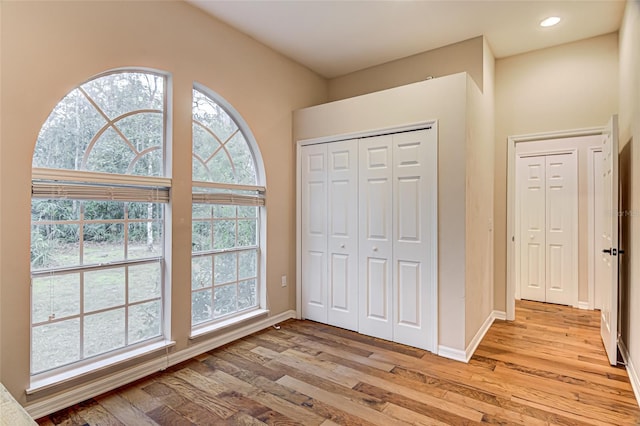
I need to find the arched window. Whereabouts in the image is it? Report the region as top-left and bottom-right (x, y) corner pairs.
(30, 71), (169, 376)
(191, 86), (265, 330)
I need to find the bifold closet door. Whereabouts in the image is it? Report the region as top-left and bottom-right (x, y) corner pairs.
(518, 155), (547, 302)
(392, 129), (437, 350)
(358, 134), (394, 340)
(301, 144), (328, 323)
(357, 129), (437, 348)
(517, 152), (577, 306)
(301, 141), (359, 330)
(326, 141), (359, 331)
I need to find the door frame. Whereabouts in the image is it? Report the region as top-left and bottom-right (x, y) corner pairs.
(506, 127), (605, 320)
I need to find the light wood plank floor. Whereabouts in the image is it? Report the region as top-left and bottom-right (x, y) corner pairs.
(37, 300), (640, 425)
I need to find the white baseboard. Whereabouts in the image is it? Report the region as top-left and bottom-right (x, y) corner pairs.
(439, 311), (501, 363)
(25, 310), (296, 419)
(619, 340), (640, 406)
(437, 345), (467, 362)
(492, 310), (507, 321)
(577, 301), (591, 310)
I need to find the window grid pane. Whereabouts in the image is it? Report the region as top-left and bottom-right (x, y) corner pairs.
(30, 200), (164, 375)
(191, 205), (258, 326)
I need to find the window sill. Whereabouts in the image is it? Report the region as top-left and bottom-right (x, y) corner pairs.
(190, 309), (269, 340)
(27, 339), (175, 395)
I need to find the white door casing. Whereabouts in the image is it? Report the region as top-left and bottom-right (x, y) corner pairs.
(507, 127), (614, 321)
(358, 134), (394, 341)
(300, 144), (328, 323)
(327, 140), (359, 331)
(600, 115), (619, 366)
(392, 130), (438, 350)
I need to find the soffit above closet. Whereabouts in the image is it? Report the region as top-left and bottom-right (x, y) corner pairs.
(186, 0), (624, 78)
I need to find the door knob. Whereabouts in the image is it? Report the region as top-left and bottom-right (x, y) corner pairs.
(530, 235), (534, 239)
(340, 243), (345, 249)
(603, 248), (612, 254)
(373, 246), (378, 252)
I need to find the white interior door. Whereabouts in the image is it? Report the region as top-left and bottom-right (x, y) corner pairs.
(327, 140), (359, 331)
(358, 135), (393, 340)
(601, 115), (619, 366)
(593, 150), (604, 310)
(300, 144), (328, 323)
(391, 129), (437, 351)
(517, 155), (547, 302)
(544, 153), (578, 305)
(516, 152), (577, 305)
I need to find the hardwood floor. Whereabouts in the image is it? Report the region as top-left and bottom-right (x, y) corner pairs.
(37, 301), (640, 425)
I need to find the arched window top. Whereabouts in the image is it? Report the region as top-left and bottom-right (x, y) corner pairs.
(192, 88), (258, 186)
(33, 71), (165, 177)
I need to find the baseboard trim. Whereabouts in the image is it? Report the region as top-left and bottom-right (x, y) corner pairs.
(25, 310), (296, 419)
(439, 311), (501, 363)
(619, 340), (640, 406)
(437, 345), (467, 362)
(577, 301), (591, 310)
(492, 310), (507, 321)
(464, 311), (498, 362)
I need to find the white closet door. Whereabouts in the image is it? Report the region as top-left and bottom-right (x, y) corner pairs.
(358, 135), (394, 340)
(545, 153), (578, 305)
(392, 130), (437, 350)
(517, 155), (547, 302)
(301, 144), (328, 323)
(327, 140), (359, 331)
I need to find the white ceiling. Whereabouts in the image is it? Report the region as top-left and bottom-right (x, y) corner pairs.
(187, 0), (625, 78)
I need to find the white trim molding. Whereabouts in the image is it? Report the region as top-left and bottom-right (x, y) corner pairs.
(438, 311), (504, 363)
(578, 301), (591, 310)
(492, 310), (507, 321)
(437, 345), (467, 363)
(619, 340), (640, 406)
(25, 310), (296, 419)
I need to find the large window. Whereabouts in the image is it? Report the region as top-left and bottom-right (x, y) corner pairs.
(191, 87), (264, 329)
(30, 71), (169, 376)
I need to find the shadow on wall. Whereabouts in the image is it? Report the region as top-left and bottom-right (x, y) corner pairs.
(619, 139), (632, 350)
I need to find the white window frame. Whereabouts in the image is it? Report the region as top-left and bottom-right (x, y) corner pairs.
(29, 70), (173, 387)
(190, 84), (267, 337)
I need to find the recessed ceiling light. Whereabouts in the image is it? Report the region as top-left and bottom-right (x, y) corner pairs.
(540, 16), (561, 27)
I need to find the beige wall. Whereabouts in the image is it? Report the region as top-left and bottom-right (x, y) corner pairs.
(0, 0), (327, 406)
(328, 36), (483, 101)
(619, 0), (640, 393)
(465, 39), (495, 346)
(294, 74), (469, 351)
(494, 33), (619, 311)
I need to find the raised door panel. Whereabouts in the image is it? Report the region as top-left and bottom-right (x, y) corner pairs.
(358, 135), (393, 341)
(517, 155), (546, 303)
(545, 153), (577, 306)
(391, 129), (437, 351)
(301, 144), (328, 323)
(327, 140), (359, 331)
